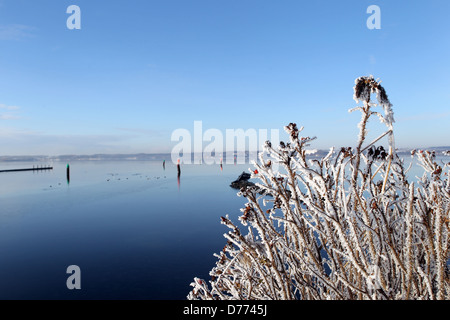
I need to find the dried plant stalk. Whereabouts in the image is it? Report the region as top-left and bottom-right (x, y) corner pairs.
(188, 76), (450, 300)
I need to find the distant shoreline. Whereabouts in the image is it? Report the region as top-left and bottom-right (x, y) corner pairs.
(1, 146), (449, 162)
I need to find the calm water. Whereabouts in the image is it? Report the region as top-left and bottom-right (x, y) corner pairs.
(0, 156), (446, 300)
(0, 160), (249, 300)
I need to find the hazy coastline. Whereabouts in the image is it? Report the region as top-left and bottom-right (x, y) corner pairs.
(1, 146), (449, 163)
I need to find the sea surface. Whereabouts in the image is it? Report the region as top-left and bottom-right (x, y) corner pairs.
(0, 155), (447, 299)
(0, 160), (249, 299)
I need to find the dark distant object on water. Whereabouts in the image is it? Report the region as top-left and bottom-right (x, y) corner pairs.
(163, 160), (165, 170)
(230, 171), (254, 189)
(66, 164), (70, 184)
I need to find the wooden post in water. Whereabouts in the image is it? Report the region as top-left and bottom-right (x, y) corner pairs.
(177, 159), (181, 190)
(66, 164), (70, 184)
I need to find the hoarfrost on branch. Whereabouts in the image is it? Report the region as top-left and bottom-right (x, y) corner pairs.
(188, 76), (450, 300)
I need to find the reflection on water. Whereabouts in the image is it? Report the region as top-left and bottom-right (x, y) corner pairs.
(66, 164), (70, 185)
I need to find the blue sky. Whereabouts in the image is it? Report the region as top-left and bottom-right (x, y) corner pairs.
(0, 0), (449, 156)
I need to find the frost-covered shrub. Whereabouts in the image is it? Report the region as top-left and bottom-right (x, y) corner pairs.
(188, 76), (450, 300)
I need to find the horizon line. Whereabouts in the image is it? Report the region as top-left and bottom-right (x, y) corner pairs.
(1, 145), (449, 160)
